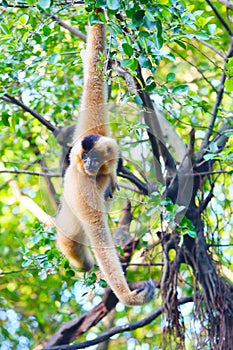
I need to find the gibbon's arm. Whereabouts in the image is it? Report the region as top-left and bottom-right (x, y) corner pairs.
(73, 14), (108, 143)
(57, 135), (154, 306)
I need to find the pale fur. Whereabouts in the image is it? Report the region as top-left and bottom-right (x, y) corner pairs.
(73, 22), (108, 142)
(56, 15), (154, 305)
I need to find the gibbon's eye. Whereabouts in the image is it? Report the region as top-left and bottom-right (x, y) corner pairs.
(81, 152), (88, 161)
(106, 147), (111, 154)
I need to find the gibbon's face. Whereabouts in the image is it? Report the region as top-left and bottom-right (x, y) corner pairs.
(80, 134), (118, 176)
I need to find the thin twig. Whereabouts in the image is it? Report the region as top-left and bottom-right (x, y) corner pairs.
(122, 262), (164, 266)
(206, 0), (233, 36)
(0, 169), (61, 177)
(46, 13), (86, 41)
(196, 38), (226, 58)
(0, 267), (40, 276)
(168, 46), (217, 91)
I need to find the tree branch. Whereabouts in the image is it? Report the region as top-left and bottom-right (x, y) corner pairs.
(43, 297), (193, 350)
(46, 13), (86, 41)
(117, 165), (150, 195)
(206, 0), (233, 36)
(2, 94), (56, 132)
(136, 67), (177, 183)
(0, 169), (61, 177)
(196, 38), (225, 58)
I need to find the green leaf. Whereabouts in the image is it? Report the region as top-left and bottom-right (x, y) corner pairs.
(109, 22), (122, 34)
(145, 82), (156, 92)
(33, 33), (42, 44)
(37, 0), (51, 9)
(155, 19), (162, 50)
(166, 72), (176, 81)
(122, 43), (134, 56)
(174, 39), (186, 50)
(22, 259), (33, 267)
(19, 15), (29, 25)
(195, 33), (210, 41)
(187, 229), (197, 239)
(0, 23), (10, 34)
(116, 245), (124, 256)
(154, 32), (163, 50)
(1, 0), (8, 7)
(1, 112), (10, 126)
(208, 23), (216, 35)
(62, 259), (70, 269)
(145, 10), (155, 22)
(133, 10), (145, 25)
(65, 269), (75, 277)
(139, 55), (152, 69)
(99, 279), (108, 288)
(121, 58), (138, 71)
(225, 57), (233, 75)
(134, 94), (143, 106)
(172, 84), (189, 94)
(107, 0), (120, 10)
(225, 78), (233, 92)
(225, 131), (233, 137)
(43, 25), (51, 36)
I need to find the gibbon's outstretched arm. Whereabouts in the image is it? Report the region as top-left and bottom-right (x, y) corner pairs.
(73, 13), (108, 142)
(56, 9), (155, 305)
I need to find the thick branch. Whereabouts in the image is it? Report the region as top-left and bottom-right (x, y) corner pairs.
(136, 67), (177, 183)
(43, 297), (193, 350)
(117, 165), (150, 195)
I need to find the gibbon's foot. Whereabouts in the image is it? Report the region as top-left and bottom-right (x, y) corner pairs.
(119, 279), (155, 305)
(135, 279), (155, 303)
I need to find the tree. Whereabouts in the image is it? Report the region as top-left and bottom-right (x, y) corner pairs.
(0, 0), (233, 349)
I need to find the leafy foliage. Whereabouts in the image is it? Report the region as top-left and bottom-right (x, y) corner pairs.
(0, 0), (233, 349)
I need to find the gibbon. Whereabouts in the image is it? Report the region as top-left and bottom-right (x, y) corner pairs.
(56, 8), (155, 305)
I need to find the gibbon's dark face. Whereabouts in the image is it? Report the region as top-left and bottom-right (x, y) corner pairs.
(81, 149), (102, 173)
(81, 134), (102, 174)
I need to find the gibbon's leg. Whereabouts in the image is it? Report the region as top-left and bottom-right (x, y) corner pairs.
(56, 198), (94, 271)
